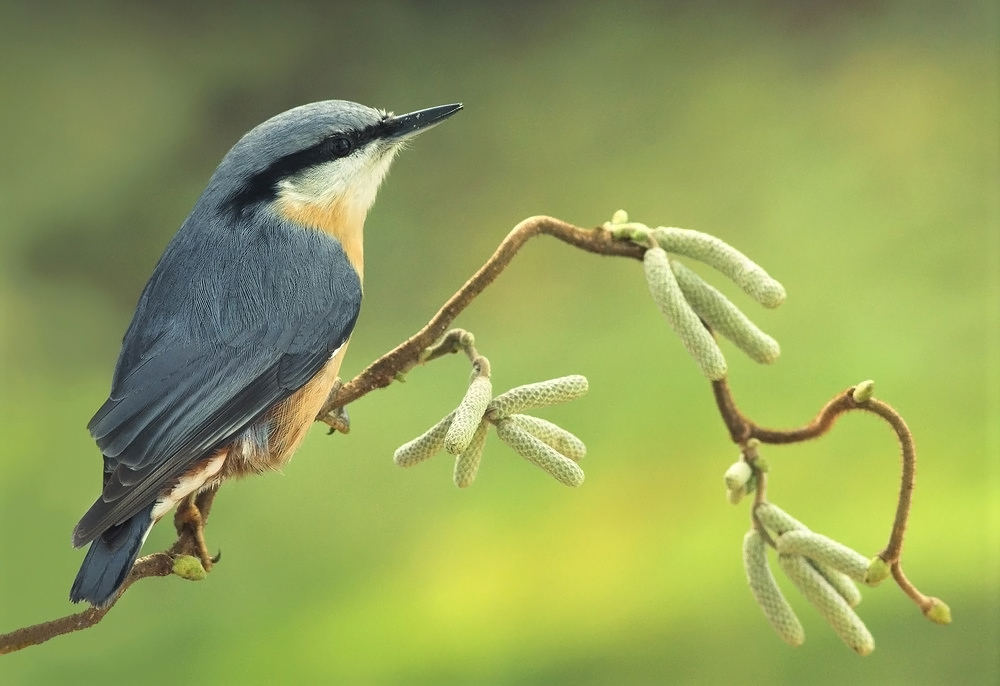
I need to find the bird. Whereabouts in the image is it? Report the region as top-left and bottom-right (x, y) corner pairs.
(69, 99), (462, 607)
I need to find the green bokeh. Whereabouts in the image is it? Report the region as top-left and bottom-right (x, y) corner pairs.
(1, 1), (997, 684)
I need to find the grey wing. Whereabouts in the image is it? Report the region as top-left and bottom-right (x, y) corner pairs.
(73, 219), (361, 547)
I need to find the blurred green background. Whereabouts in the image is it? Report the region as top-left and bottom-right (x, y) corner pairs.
(1, 1), (997, 684)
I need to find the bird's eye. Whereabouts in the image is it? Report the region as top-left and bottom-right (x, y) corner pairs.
(328, 135), (354, 157)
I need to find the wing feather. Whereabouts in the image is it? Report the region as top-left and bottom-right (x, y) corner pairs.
(73, 211), (361, 546)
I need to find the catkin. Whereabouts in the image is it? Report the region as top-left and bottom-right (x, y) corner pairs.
(754, 502), (808, 535)
(743, 530), (805, 646)
(652, 227), (786, 308)
(494, 419), (585, 487)
(394, 412), (454, 467)
(671, 260), (781, 364)
(776, 530), (870, 584)
(778, 553), (874, 656)
(454, 419), (489, 488)
(445, 375), (493, 455)
(509, 414), (586, 461)
(488, 375), (589, 418)
(644, 246), (727, 380)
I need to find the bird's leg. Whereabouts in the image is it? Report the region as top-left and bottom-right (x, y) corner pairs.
(171, 489), (219, 571)
(317, 378), (351, 434)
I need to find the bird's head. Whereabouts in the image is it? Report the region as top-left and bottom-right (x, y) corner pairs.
(213, 99), (461, 222)
(207, 99), (461, 273)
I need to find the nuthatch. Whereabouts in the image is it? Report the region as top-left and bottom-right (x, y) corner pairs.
(70, 100), (462, 607)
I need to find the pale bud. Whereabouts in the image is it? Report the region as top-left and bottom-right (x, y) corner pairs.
(724, 460), (753, 490)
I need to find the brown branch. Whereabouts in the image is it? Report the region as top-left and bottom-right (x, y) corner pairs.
(0, 489), (220, 655)
(318, 215), (643, 419)
(0, 553), (175, 655)
(856, 399), (915, 564)
(711, 377), (854, 445)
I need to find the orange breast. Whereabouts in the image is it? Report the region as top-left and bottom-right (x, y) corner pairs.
(274, 195), (365, 279)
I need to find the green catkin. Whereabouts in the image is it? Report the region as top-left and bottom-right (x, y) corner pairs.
(743, 530), (805, 647)
(754, 502), (808, 535)
(509, 414), (586, 461)
(652, 227), (786, 308)
(778, 553), (875, 656)
(812, 562), (863, 609)
(643, 247), (728, 380)
(445, 375), (493, 455)
(755, 504), (863, 606)
(454, 419), (489, 488)
(488, 375), (589, 418)
(494, 419), (585, 487)
(776, 530), (871, 584)
(671, 260), (781, 364)
(394, 412), (455, 467)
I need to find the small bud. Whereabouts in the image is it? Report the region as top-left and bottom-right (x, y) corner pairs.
(852, 380), (875, 403)
(611, 209), (629, 224)
(727, 486), (746, 504)
(394, 412), (454, 467)
(923, 598), (952, 625)
(644, 246), (727, 380)
(743, 530), (805, 647)
(495, 419), (585, 487)
(754, 502), (808, 535)
(779, 553), (875, 656)
(724, 460), (753, 490)
(172, 555), (208, 582)
(445, 375), (493, 455)
(454, 419), (489, 488)
(775, 530), (870, 583)
(488, 375), (589, 419)
(751, 455), (769, 473)
(863, 556), (891, 586)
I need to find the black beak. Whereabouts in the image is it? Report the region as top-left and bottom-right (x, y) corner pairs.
(383, 103), (463, 140)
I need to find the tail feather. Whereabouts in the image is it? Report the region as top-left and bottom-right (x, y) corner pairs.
(70, 504), (154, 607)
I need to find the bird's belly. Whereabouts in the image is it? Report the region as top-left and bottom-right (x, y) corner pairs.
(222, 344), (350, 478)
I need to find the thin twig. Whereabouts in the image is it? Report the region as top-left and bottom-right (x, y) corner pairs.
(855, 399), (915, 564)
(0, 489), (221, 654)
(319, 216), (642, 414)
(0, 553), (176, 655)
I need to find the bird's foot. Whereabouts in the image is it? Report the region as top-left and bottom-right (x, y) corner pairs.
(317, 378), (351, 435)
(172, 493), (219, 572)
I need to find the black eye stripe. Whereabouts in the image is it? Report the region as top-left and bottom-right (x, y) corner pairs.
(227, 121), (389, 212)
